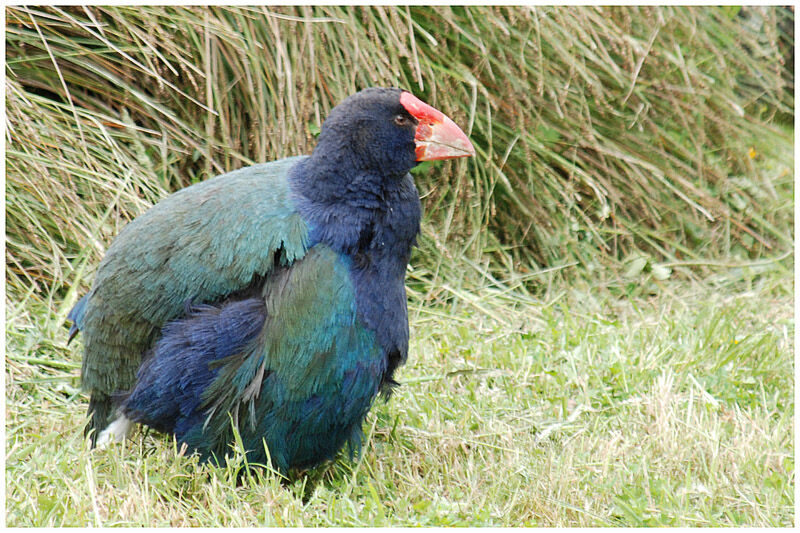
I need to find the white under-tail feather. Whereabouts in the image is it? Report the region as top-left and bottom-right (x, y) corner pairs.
(95, 414), (134, 449)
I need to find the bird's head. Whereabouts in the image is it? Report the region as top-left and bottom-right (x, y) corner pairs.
(314, 87), (475, 178)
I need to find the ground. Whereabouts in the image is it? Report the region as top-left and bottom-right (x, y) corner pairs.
(5, 264), (794, 526)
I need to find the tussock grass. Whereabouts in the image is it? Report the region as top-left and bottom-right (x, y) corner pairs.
(5, 5), (794, 309)
(6, 270), (793, 526)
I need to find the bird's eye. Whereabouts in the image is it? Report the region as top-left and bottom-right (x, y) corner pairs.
(394, 115), (409, 126)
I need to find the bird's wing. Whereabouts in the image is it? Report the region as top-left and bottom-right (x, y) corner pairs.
(79, 157), (310, 406)
(178, 245), (384, 469)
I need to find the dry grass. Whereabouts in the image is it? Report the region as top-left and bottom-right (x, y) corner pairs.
(5, 6), (794, 311)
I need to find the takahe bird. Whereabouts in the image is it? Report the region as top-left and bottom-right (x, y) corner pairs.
(67, 87), (474, 472)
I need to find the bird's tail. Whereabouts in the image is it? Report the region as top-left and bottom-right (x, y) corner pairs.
(68, 294), (109, 444)
(85, 393), (114, 446)
(67, 294), (89, 344)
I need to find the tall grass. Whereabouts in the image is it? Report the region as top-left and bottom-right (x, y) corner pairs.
(5, 5), (794, 306)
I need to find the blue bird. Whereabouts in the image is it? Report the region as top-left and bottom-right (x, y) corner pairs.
(68, 87), (475, 472)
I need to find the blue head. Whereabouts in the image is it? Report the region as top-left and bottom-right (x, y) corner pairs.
(313, 87), (418, 179)
(307, 87), (475, 185)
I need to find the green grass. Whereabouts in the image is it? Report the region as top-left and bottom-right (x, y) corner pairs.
(6, 266), (793, 526)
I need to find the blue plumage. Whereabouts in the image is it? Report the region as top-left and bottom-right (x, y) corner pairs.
(68, 87), (474, 473)
(121, 298), (267, 437)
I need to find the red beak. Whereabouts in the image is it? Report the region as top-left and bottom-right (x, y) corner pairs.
(400, 92), (476, 161)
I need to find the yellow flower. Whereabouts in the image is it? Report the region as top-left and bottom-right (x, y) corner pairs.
(748, 147), (757, 159)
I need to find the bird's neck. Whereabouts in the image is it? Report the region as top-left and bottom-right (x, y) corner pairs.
(288, 156), (420, 260)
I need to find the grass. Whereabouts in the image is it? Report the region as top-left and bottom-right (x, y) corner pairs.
(4, 4), (794, 527)
(6, 265), (793, 526)
(5, 6), (794, 311)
